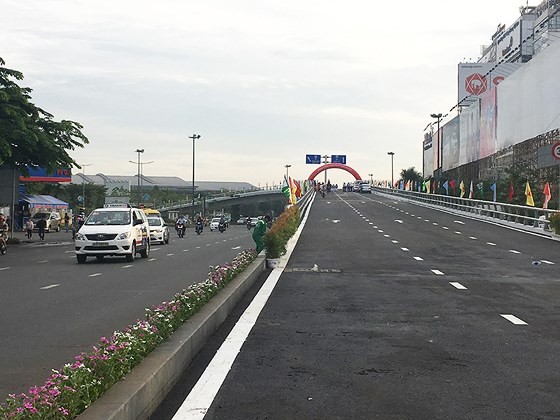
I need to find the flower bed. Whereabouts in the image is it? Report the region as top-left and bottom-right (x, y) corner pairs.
(0, 249), (257, 419)
(263, 205), (300, 259)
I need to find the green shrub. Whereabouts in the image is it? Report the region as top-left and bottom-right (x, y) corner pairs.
(263, 206), (300, 259)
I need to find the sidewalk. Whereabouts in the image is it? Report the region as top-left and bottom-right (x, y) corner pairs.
(9, 228), (75, 245)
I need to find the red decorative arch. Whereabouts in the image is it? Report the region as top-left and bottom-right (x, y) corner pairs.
(307, 163), (362, 181)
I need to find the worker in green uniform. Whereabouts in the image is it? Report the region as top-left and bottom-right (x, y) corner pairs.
(252, 215), (271, 254)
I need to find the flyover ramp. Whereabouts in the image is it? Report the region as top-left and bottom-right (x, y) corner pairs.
(93, 191), (560, 418)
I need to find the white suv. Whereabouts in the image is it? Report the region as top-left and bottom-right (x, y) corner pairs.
(74, 205), (150, 263)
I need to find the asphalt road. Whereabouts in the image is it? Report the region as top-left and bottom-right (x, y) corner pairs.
(154, 191), (560, 419)
(0, 224), (256, 398)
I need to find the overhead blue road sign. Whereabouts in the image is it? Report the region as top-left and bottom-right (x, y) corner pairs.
(331, 155), (346, 164)
(306, 154), (321, 164)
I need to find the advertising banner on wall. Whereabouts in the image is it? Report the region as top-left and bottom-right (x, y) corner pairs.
(19, 167), (72, 183)
(442, 116), (460, 171)
(496, 18), (521, 63)
(423, 132), (433, 177)
(479, 88), (497, 159)
(461, 100), (481, 165)
(423, 139), (434, 177)
(458, 62), (521, 106)
(497, 40), (560, 148)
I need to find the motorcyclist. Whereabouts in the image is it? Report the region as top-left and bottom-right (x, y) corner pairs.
(246, 216), (252, 230)
(195, 215), (204, 234)
(176, 215), (187, 236)
(0, 213), (9, 254)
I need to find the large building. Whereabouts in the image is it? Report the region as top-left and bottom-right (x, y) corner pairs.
(71, 173), (257, 196)
(423, 0), (560, 187)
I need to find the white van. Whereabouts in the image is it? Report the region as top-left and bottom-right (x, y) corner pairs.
(74, 204), (150, 263)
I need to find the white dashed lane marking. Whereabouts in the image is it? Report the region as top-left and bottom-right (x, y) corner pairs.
(401, 248), (409, 252)
(455, 231), (462, 235)
(413, 257), (423, 261)
(501, 314), (528, 325)
(149, 258), (157, 261)
(88, 273), (102, 277)
(486, 242), (497, 246)
(540, 260), (555, 265)
(454, 221), (465, 225)
(40, 284), (60, 290)
(38, 260), (49, 264)
(391, 240), (398, 244)
(431, 269), (445, 275)
(122, 265), (133, 269)
(509, 250), (521, 254)
(450, 282), (467, 290)
(0, 267), (10, 271)
(469, 236), (477, 240)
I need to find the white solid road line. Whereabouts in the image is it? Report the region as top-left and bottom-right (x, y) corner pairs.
(40, 284), (60, 290)
(500, 314), (528, 325)
(172, 190), (314, 420)
(449, 282), (467, 290)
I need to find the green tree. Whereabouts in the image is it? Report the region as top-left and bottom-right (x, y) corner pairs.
(0, 57), (88, 172)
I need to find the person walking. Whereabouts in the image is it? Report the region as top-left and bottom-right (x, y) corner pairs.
(36, 216), (47, 241)
(25, 218), (34, 240)
(252, 215), (271, 254)
(64, 213), (70, 232)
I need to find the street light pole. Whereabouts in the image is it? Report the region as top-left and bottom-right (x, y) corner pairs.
(80, 163), (92, 210)
(430, 113), (443, 179)
(285, 164), (291, 180)
(387, 152), (394, 188)
(135, 149), (144, 207)
(322, 154), (329, 186)
(189, 134), (201, 221)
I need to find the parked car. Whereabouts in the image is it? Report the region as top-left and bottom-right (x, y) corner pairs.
(359, 181), (372, 193)
(31, 211), (61, 232)
(147, 216), (169, 244)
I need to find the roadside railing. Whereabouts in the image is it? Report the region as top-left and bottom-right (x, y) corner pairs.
(373, 187), (558, 232)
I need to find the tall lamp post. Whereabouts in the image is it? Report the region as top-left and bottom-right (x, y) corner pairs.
(129, 159), (154, 206)
(80, 163), (92, 210)
(387, 152), (395, 188)
(285, 164), (291, 180)
(189, 134), (201, 221)
(134, 149), (145, 207)
(430, 113), (443, 179)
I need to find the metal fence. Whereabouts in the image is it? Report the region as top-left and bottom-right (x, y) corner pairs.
(373, 187), (558, 232)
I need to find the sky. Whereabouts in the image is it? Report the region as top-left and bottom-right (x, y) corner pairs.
(1, 0), (525, 187)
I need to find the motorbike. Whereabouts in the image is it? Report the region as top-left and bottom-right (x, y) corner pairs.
(218, 221), (226, 233)
(176, 222), (186, 238)
(195, 221), (203, 235)
(246, 219), (252, 230)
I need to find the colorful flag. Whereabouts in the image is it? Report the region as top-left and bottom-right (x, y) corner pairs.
(543, 181), (551, 209)
(294, 180), (302, 198)
(469, 181), (474, 199)
(476, 182), (484, 199)
(525, 180), (535, 207)
(443, 180), (449, 195)
(490, 182), (497, 202)
(459, 180), (465, 198)
(508, 180), (514, 202)
(449, 179), (456, 194)
(281, 176), (290, 199)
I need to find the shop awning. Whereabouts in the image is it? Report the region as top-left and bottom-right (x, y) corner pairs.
(19, 194), (69, 209)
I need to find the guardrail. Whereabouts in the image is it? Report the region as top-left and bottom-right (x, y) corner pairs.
(373, 187), (558, 232)
(295, 189), (314, 220)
